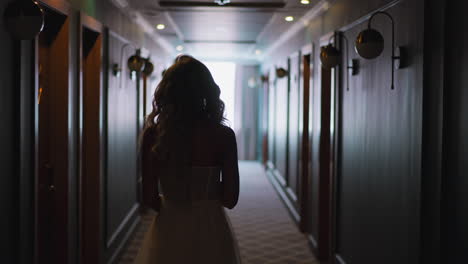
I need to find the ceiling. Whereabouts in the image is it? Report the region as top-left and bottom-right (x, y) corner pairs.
(125, 0), (320, 62)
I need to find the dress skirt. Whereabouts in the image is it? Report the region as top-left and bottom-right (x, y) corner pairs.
(134, 198), (241, 264)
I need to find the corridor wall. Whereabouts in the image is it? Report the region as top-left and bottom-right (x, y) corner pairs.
(260, 0), (430, 263)
(0, 0), (172, 263)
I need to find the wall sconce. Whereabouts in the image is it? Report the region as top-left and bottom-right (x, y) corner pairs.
(3, 0), (44, 40)
(127, 49), (145, 73)
(142, 58), (154, 77)
(247, 76), (258, 89)
(275, 67), (288, 78)
(320, 32), (359, 91)
(355, 11), (406, 90)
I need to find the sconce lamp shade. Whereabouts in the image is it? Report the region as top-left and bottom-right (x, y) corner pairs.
(3, 0), (44, 40)
(355, 28), (384, 59)
(320, 44), (341, 68)
(142, 59), (154, 76)
(276, 68), (288, 78)
(127, 50), (145, 72)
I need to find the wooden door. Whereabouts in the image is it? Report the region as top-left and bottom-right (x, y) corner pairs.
(79, 14), (104, 264)
(36, 7), (70, 264)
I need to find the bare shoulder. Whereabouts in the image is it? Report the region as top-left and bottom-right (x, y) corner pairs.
(216, 124), (236, 140)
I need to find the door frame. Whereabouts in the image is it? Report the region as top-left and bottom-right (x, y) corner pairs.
(34, 1), (71, 263)
(78, 11), (105, 264)
(299, 43), (313, 233)
(315, 31), (340, 261)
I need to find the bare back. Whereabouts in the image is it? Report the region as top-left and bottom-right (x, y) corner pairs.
(141, 121), (240, 210)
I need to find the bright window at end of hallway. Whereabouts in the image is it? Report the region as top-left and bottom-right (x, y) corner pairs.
(203, 62), (236, 130)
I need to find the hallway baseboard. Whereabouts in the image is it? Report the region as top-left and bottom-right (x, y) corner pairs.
(265, 168), (301, 223)
(108, 214), (140, 264)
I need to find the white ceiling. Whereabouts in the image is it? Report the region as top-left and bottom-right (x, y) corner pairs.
(126, 0), (321, 62)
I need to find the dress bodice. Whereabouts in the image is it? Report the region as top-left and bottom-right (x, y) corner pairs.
(159, 166), (222, 201)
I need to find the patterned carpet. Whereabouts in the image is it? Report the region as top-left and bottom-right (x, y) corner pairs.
(117, 161), (319, 264)
(226, 161), (319, 264)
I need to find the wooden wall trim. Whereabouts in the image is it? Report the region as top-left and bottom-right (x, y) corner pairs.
(39, 0), (71, 15)
(79, 14), (105, 262)
(299, 47), (312, 232)
(81, 12), (104, 33)
(18, 39), (36, 264)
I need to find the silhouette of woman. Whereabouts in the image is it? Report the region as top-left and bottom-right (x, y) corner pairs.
(135, 55), (241, 263)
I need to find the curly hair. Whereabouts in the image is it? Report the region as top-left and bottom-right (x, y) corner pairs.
(141, 55), (225, 160)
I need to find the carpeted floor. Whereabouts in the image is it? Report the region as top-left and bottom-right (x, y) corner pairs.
(117, 161), (319, 264)
(226, 161), (319, 264)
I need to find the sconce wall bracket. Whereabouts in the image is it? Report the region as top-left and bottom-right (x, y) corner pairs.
(348, 59), (359, 75)
(394, 46), (407, 69)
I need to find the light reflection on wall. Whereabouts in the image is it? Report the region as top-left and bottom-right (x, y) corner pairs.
(203, 61), (237, 130)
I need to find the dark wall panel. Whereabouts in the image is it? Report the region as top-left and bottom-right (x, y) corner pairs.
(0, 0), (17, 261)
(261, 0), (425, 261)
(444, 0), (468, 262)
(336, 2), (423, 263)
(274, 61), (289, 180)
(106, 33), (138, 243)
(287, 53), (300, 199)
(268, 68), (276, 165)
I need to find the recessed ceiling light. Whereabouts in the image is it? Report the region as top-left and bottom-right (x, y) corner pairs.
(255, 49), (262, 55)
(176, 45), (184, 51)
(300, 0), (310, 4)
(285, 16), (294, 22)
(156, 24), (165, 30)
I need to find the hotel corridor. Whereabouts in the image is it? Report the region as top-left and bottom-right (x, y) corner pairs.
(2, 0), (468, 263)
(118, 161), (318, 264)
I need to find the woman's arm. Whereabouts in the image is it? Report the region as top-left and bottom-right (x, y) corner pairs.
(221, 127), (240, 209)
(141, 129), (161, 212)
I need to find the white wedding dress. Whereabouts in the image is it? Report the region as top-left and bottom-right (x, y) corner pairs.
(134, 166), (241, 264)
